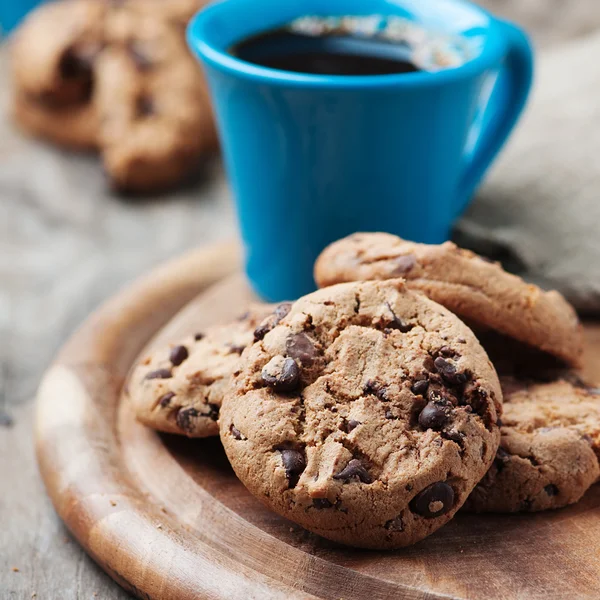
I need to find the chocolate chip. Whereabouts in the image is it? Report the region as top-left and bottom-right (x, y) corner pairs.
(468, 386), (489, 416)
(384, 515), (404, 531)
(434, 357), (467, 385)
(333, 459), (372, 484)
(59, 44), (98, 79)
(384, 302), (413, 333)
(438, 346), (457, 358)
(54, 44), (98, 104)
(312, 498), (333, 509)
(208, 404), (220, 421)
(158, 392), (175, 407)
(442, 430), (465, 447)
(136, 95), (155, 118)
(410, 482), (455, 518)
(280, 448), (305, 487)
(496, 417), (503, 427)
(255, 303), (293, 341)
(227, 344), (246, 355)
(418, 401), (450, 431)
(145, 368), (172, 380)
(363, 379), (390, 401)
(169, 345), (188, 366)
(411, 379), (429, 396)
(391, 254), (417, 275)
(262, 357), (300, 392)
(274, 302), (292, 320)
(194, 332), (205, 341)
(545, 484), (559, 496)
(230, 424), (243, 440)
(253, 304), (291, 341)
(127, 40), (153, 70)
(286, 332), (318, 365)
(344, 419), (360, 433)
(253, 323), (270, 342)
(494, 447), (511, 473)
(176, 407), (198, 433)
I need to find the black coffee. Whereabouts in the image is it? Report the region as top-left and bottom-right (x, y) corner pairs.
(230, 16), (471, 76)
(231, 29), (420, 76)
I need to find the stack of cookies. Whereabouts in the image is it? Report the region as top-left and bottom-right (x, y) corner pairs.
(129, 233), (599, 549)
(10, 0), (217, 192)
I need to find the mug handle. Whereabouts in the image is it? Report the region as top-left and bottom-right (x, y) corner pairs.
(456, 21), (533, 213)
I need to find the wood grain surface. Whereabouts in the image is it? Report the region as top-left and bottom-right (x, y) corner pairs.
(34, 243), (600, 600)
(3, 2), (600, 598)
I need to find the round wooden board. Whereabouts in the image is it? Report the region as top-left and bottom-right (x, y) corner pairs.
(36, 242), (600, 600)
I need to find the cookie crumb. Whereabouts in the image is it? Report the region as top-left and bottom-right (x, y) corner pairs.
(12, 567), (19, 572)
(110, 500), (117, 507)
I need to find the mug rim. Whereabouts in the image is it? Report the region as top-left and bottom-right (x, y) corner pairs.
(187, 0), (508, 88)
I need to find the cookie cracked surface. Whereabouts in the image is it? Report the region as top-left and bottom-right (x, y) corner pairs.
(315, 232), (583, 367)
(220, 280), (502, 548)
(465, 378), (600, 513)
(130, 305), (272, 438)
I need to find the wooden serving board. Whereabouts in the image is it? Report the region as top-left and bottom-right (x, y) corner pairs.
(36, 242), (600, 600)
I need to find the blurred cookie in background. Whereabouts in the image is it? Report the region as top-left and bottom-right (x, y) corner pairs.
(10, 0), (104, 148)
(10, 0), (218, 193)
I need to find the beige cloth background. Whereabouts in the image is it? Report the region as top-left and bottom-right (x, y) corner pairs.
(456, 31), (600, 314)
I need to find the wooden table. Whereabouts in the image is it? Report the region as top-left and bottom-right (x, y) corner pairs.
(2, 2), (600, 598)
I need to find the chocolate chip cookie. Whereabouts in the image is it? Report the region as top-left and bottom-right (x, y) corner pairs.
(130, 305), (272, 438)
(314, 233), (583, 367)
(220, 280), (502, 548)
(11, 0), (217, 192)
(465, 378), (600, 513)
(10, 0), (104, 149)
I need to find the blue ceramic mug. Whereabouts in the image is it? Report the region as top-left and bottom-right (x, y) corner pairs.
(1, 0), (44, 34)
(188, 0), (533, 301)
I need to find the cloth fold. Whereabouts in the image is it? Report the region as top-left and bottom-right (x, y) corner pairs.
(456, 32), (600, 315)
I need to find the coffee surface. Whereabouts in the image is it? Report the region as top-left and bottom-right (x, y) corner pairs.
(229, 15), (472, 76)
(231, 30), (420, 76)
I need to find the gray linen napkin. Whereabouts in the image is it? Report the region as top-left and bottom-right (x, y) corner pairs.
(455, 32), (600, 315)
